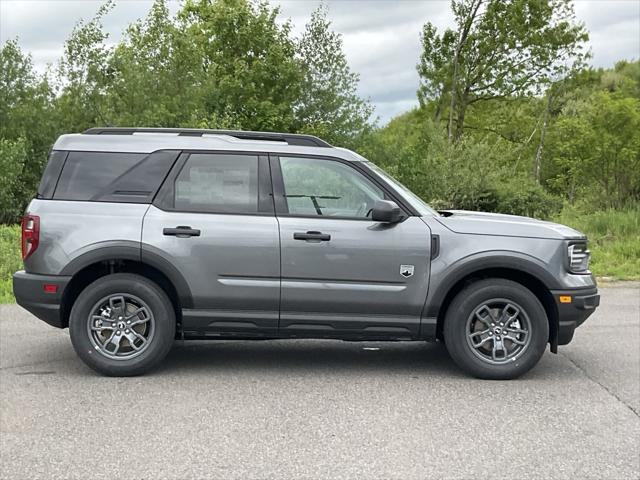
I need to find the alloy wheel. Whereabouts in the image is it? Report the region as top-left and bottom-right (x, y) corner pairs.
(87, 293), (155, 360)
(465, 299), (532, 365)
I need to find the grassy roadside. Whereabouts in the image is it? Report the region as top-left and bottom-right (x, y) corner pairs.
(0, 225), (21, 303)
(552, 207), (640, 281)
(0, 208), (638, 303)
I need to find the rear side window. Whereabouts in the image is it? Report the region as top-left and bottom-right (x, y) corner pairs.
(170, 153), (259, 213)
(53, 151), (179, 203)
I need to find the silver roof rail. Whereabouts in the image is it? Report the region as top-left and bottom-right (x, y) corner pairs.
(83, 127), (332, 148)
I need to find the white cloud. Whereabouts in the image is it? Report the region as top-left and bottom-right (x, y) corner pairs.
(1, 0), (638, 124)
(575, 0), (640, 67)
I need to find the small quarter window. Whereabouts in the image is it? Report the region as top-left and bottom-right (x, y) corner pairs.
(38, 150), (68, 199)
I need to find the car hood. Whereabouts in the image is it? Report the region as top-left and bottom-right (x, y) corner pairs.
(436, 210), (585, 240)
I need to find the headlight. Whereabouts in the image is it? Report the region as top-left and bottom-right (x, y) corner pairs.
(568, 242), (590, 273)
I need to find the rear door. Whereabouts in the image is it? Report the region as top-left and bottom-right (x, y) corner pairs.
(142, 151), (280, 336)
(271, 155), (432, 339)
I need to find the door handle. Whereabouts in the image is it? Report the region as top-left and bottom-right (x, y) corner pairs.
(293, 231), (331, 241)
(163, 226), (201, 237)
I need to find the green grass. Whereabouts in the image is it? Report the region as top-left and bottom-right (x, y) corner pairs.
(0, 207), (638, 303)
(553, 207), (640, 281)
(0, 225), (21, 303)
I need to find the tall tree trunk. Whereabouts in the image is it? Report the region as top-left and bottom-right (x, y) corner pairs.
(447, 0), (483, 143)
(434, 96), (443, 123)
(534, 92), (552, 183)
(447, 51), (460, 142)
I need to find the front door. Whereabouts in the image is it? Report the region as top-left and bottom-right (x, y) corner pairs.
(142, 152), (280, 336)
(272, 155), (432, 339)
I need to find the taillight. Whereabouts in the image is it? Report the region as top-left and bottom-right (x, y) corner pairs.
(21, 214), (40, 261)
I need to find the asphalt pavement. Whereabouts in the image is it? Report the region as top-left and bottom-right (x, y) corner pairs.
(1, 284), (639, 479)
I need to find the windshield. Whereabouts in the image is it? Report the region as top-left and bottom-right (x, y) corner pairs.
(363, 162), (439, 216)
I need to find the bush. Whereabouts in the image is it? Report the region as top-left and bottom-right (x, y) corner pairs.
(553, 206), (640, 280)
(493, 181), (563, 218)
(368, 120), (563, 218)
(0, 225), (21, 303)
(0, 138), (28, 224)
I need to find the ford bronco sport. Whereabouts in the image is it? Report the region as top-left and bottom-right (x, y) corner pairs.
(13, 128), (600, 378)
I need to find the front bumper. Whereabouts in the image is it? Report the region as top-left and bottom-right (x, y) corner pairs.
(13, 271), (71, 328)
(551, 286), (600, 346)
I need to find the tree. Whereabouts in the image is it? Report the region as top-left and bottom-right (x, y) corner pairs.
(546, 90), (640, 207)
(0, 138), (28, 223)
(107, 0), (202, 126)
(295, 5), (373, 147)
(0, 40), (55, 145)
(417, 0), (589, 141)
(179, 0), (303, 131)
(0, 40), (56, 222)
(55, 1), (115, 130)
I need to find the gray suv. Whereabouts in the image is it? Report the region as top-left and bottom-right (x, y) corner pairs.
(13, 128), (600, 378)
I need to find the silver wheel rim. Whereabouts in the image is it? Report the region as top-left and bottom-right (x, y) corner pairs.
(87, 293), (155, 360)
(465, 298), (532, 365)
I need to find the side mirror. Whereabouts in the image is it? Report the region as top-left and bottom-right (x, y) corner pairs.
(371, 200), (402, 223)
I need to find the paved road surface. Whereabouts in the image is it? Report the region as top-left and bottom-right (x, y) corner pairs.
(1, 285), (639, 479)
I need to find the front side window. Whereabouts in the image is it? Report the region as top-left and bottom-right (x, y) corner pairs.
(172, 153), (259, 213)
(280, 157), (384, 218)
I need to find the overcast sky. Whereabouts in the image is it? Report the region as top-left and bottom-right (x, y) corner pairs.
(1, 0), (639, 124)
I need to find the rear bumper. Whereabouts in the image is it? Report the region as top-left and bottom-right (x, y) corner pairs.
(13, 271), (71, 328)
(551, 287), (600, 346)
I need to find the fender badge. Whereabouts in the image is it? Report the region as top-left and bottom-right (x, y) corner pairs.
(400, 265), (414, 278)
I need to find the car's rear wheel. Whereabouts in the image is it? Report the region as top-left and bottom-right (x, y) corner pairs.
(69, 273), (175, 376)
(443, 279), (548, 379)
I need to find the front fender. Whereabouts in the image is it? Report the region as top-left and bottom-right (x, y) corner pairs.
(422, 250), (560, 320)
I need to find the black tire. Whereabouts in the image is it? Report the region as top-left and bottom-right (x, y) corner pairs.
(69, 273), (175, 376)
(443, 279), (548, 380)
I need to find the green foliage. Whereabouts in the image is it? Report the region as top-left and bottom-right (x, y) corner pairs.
(0, 40), (57, 222)
(296, 5), (374, 148)
(0, 138), (28, 223)
(418, 0), (589, 140)
(55, 1), (114, 130)
(180, 0), (303, 130)
(367, 110), (561, 218)
(0, 225), (21, 303)
(0, 0), (375, 223)
(545, 90), (640, 207)
(553, 207), (640, 280)
(106, 0), (202, 127)
(0, 0), (638, 286)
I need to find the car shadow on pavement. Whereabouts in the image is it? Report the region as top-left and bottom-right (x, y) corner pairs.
(155, 340), (467, 378)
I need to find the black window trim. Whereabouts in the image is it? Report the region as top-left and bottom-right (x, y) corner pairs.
(269, 153), (418, 221)
(153, 150), (275, 217)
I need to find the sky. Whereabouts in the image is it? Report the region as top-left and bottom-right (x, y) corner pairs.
(1, 0), (639, 124)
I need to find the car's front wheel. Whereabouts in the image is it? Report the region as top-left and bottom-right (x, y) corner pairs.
(69, 273), (175, 376)
(443, 279), (549, 379)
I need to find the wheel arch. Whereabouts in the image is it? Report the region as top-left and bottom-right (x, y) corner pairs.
(59, 245), (192, 329)
(426, 254), (560, 351)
